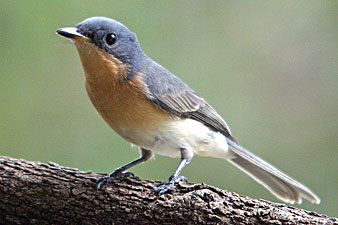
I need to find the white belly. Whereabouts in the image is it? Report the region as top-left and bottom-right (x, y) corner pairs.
(140, 118), (232, 159)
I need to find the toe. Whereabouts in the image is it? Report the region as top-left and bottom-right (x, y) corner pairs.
(96, 171), (135, 189)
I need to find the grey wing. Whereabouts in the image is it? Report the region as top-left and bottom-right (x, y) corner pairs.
(142, 65), (236, 141)
(140, 62), (320, 204)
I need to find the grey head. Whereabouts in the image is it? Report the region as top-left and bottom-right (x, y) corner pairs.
(76, 17), (145, 69)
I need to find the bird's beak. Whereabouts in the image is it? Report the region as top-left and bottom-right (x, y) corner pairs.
(56, 27), (88, 41)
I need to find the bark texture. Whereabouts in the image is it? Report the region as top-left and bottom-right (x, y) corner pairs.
(0, 155), (336, 225)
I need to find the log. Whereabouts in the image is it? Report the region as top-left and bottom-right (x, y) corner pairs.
(0, 156), (336, 224)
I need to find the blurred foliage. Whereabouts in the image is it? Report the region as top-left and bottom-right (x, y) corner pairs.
(0, 0), (337, 217)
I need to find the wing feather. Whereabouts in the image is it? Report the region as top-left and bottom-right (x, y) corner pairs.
(142, 67), (235, 141)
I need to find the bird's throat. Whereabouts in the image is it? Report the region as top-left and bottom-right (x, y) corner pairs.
(74, 40), (128, 83)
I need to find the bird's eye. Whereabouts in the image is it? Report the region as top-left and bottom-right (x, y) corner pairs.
(105, 33), (117, 45)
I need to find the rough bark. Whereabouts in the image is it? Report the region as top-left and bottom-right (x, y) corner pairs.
(0, 156), (336, 225)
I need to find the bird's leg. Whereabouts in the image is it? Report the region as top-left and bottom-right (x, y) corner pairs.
(153, 148), (193, 195)
(97, 148), (152, 189)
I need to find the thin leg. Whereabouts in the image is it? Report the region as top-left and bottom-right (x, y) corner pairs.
(153, 148), (193, 195)
(97, 148), (152, 189)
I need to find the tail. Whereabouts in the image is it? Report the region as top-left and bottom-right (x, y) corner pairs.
(226, 139), (320, 204)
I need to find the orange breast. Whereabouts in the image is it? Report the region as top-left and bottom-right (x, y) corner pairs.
(87, 74), (168, 127)
(86, 75), (172, 147)
(74, 40), (172, 147)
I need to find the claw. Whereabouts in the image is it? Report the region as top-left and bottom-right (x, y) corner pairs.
(152, 175), (187, 196)
(97, 170), (135, 189)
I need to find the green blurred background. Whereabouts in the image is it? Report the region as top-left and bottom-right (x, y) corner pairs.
(0, 0), (337, 217)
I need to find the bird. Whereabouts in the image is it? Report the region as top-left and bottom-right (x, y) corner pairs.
(56, 16), (320, 204)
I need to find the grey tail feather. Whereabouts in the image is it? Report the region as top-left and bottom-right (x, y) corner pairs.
(226, 139), (320, 204)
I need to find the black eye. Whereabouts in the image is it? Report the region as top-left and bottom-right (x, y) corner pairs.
(105, 33), (117, 45)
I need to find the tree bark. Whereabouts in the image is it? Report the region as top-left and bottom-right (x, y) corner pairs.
(0, 156), (336, 225)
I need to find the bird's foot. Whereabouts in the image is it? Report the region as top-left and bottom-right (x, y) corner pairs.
(152, 175), (187, 196)
(97, 170), (134, 189)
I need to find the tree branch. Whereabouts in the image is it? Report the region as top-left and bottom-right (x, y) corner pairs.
(0, 156), (335, 225)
